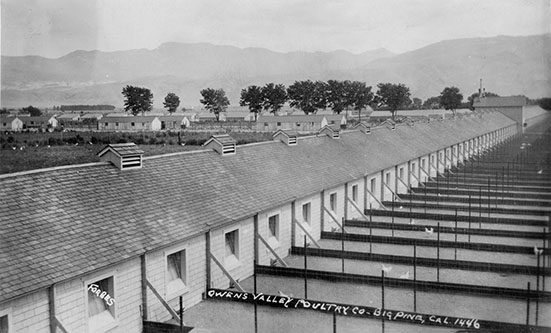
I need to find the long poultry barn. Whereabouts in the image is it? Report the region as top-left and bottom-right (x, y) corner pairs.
(0, 109), (549, 333)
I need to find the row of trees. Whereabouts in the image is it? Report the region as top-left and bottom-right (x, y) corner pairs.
(1, 106), (43, 116)
(239, 82), (471, 119)
(240, 81), (472, 120)
(122, 85), (181, 116)
(122, 82), (455, 121)
(239, 80), (400, 120)
(240, 83), (286, 119)
(120, 84), (550, 122)
(20, 105), (42, 116)
(199, 81), (385, 122)
(3, 85), (548, 122)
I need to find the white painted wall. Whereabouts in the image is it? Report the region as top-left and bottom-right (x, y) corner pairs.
(346, 179), (365, 220)
(0, 290), (49, 333)
(293, 194), (322, 247)
(258, 204), (293, 266)
(366, 173), (382, 209)
(209, 218), (254, 290)
(323, 185), (346, 232)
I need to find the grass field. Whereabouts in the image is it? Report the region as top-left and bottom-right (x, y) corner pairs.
(0, 144), (202, 174)
(0, 130), (275, 174)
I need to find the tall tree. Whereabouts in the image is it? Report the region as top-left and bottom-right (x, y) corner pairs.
(199, 88), (230, 121)
(326, 80), (349, 114)
(312, 81), (328, 111)
(163, 92), (180, 114)
(261, 83), (287, 115)
(287, 80), (318, 114)
(422, 96), (441, 109)
(122, 85), (154, 116)
(21, 105), (42, 116)
(412, 97), (422, 109)
(439, 87), (463, 115)
(239, 85), (264, 120)
(375, 83), (411, 120)
(348, 81), (374, 122)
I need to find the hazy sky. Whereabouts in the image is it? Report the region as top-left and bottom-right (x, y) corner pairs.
(2, 0), (550, 58)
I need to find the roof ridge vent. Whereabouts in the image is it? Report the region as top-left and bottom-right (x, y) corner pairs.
(97, 143), (144, 170)
(319, 125), (340, 139)
(381, 119), (396, 130)
(273, 129), (298, 146)
(203, 134), (237, 155)
(403, 117), (415, 127)
(353, 122), (371, 134)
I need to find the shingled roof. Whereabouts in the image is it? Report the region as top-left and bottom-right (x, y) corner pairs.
(0, 111), (515, 302)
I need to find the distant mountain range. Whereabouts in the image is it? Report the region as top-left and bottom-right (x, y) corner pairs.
(2, 34), (550, 108)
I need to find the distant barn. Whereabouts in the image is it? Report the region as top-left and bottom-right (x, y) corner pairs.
(256, 114), (346, 132)
(158, 115), (190, 130)
(21, 115), (58, 130)
(56, 113), (81, 124)
(0, 116), (23, 132)
(473, 96), (548, 132)
(98, 116), (162, 131)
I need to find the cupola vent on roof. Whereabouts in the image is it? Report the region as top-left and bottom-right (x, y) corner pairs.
(97, 143), (144, 170)
(203, 134), (237, 155)
(404, 117), (415, 127)
(353, 122), (371, 134)
(319, 125), (340, 139)
(273, 129), (298, 146)
(381, 119), (396, 130)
